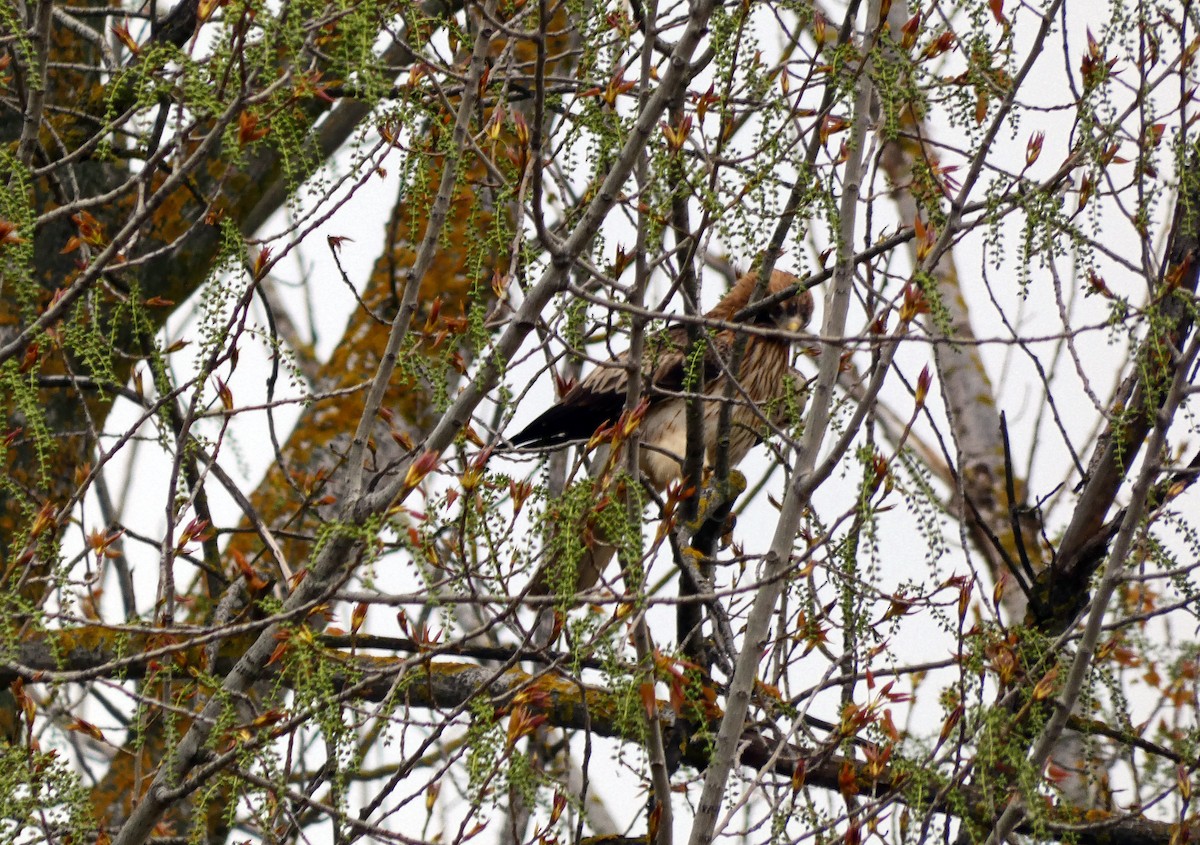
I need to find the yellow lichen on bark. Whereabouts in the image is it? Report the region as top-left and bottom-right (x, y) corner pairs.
(85, 5), (580, 837)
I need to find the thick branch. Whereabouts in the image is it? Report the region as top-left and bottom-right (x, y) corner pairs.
(1034, 140), (1200, 632)
(6, 625), (1192, 845)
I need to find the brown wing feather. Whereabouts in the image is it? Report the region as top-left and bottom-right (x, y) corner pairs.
(511, 267), (806, 449)
(510, 325), (704, 447)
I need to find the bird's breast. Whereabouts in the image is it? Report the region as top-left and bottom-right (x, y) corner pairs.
(631, 338), (793, 489)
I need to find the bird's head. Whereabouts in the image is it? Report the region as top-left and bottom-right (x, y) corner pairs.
(765, 269), (814, 335)
(717, 268), (814, 336)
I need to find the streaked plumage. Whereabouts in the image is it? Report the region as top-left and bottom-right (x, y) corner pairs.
(513, 269), (813, 592)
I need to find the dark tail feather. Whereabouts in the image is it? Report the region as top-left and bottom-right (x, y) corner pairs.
(508, 392), (625, 447)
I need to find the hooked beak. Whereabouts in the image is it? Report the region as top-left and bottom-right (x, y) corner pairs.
(776, 313), (805, 334)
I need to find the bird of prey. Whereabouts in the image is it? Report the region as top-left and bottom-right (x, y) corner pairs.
(511, 269), (814, 593)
